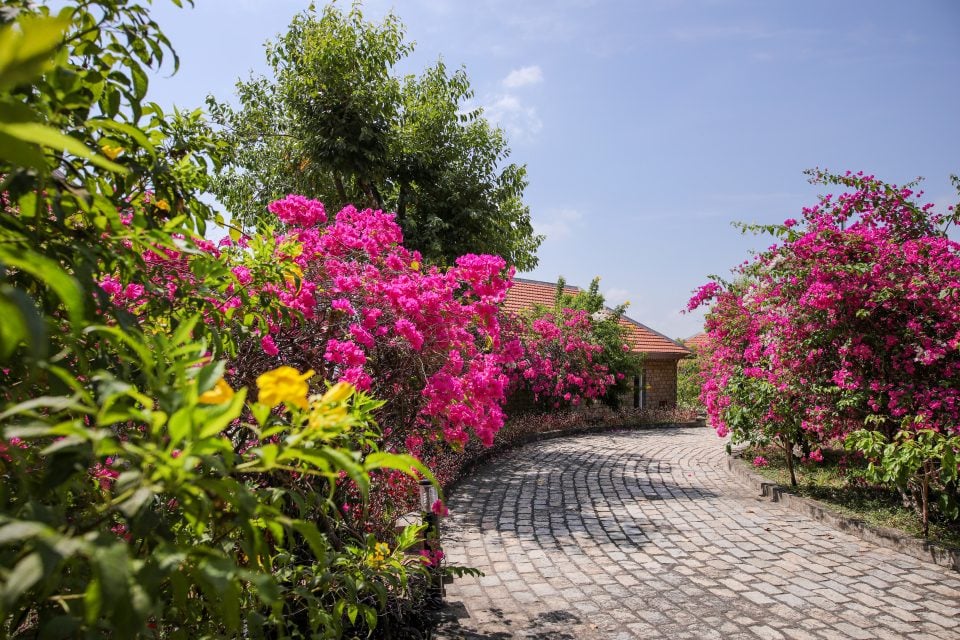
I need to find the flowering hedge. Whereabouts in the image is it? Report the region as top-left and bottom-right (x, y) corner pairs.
(689, 170), (960, 530)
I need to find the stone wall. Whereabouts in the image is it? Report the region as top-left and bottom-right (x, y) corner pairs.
(644, 359), (679, 409)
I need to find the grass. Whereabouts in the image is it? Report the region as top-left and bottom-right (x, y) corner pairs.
(745, 444), (960, 550)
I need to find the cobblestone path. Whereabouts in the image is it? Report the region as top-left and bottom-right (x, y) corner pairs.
(434, 427), (960, 639)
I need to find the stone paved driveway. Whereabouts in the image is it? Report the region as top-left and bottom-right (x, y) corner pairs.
(434, 427), (960, 639)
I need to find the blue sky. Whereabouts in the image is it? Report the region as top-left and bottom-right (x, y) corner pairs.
(147, 0), (960, 339)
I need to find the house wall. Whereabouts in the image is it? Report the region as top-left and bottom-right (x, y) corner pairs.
(644, 359), (679, 409)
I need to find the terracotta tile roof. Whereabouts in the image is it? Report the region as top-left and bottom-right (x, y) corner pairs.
(684, 332), (710, 351)
(504, 278), (691, 359)
(503, 277), (580, 315)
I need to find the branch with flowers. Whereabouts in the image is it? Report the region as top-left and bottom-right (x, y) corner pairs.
(689, 170), (960, 524)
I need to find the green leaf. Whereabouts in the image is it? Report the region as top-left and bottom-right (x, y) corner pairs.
(0, 120), (128, 173)
(118, 487), (154, 519)
(87, 117), (154, 152)
(167, 407), (191, 445)
(0, 246), (86, 329)
(0, 521), (55, 547)
(0, 13), (71, 91)
(195, 360), (225, 394)
(197, 388), (246, 438)
(1, 552), (45, 608)
(0, 285), (41, 360)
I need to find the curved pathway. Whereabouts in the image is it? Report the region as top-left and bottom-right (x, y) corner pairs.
(435, 427), (960, 639)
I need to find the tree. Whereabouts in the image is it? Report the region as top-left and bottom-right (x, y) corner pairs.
(208, 3), (542, 269)
(690, 170), (960, 487)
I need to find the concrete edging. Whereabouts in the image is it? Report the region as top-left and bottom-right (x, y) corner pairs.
(726, 454), (960, 572)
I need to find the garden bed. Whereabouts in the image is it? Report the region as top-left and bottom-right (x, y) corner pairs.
(735, 445), (960, 569)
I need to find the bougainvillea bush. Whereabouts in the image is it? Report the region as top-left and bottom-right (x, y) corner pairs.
(690, 170), (960, 531)
(500, 277), (636, 412)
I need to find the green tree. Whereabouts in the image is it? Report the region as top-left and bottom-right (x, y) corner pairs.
(208, 2), (542, 269)
(676, 347), (704, 412)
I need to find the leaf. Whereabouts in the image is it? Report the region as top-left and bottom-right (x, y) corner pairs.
(197, 388), (246, 438)
(167, 407), (192, 445)
(195, 360), (225, 394)
(0, 521), (55, 546)
(0, 120), (127, 173)
(0, 394), (83, 421)
(1, 552), (45, 608)
(289, 519), (329, 562)
(86, 117), (154, 152)
(117, 486), (154, 519)
(0, 13), (71, 91)
(0, 129), (45, 167)
(130, 62), (148, 101)
(0, 285), (41, 360)
(0, 245), (85, 330)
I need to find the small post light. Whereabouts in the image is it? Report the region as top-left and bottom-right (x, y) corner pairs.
(418, 478), (443, 600)
(419, 478), (438, 514)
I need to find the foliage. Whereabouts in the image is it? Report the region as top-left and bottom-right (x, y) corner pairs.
(690, 170), (960, 487)
(744, 443), (960, 548)
(676, 347), (705, 413)
(847, 425), (960, 537)
(555, 277), (643, 404)
(0, 2), (453, 637)
(208, 3), (542, 270)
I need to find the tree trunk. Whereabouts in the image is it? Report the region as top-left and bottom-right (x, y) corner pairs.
(397, 182), (408, 222)
(370, 183), (384, 210)
(783, 436), (797, 487)
(921, 462), (930, 538)
(333, 172), (347, 205)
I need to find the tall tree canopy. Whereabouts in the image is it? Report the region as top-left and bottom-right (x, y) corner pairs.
(208, 3), (542, 270)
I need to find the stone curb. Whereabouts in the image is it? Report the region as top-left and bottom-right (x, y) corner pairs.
(726, 454), (960, 572)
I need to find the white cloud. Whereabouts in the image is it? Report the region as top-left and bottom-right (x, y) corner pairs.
(483, 94), (543, 141)
(604, 287), (631, 306)
(502, 65), (543, 88)
(532, 208), (581, 240)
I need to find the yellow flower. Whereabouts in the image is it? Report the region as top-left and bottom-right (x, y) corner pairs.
(321, 381), (354, 405)
(154, 198), (170, 212)
(199, 378), (235, 405)
(410, 260), (420, 271)
(256, 366), (314, 409)
(307, 382), (353, 431)
(368, 542), (391, 567)
(101, 144), (123, 160)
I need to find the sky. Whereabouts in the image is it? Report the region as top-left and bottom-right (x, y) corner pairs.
(145, 0), (960, 339)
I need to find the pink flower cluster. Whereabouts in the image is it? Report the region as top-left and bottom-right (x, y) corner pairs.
(267, 194), (327, 227)
(255, 197), (514, 450)
(691, 171), (960, 448)
(502, 308), (616, 408)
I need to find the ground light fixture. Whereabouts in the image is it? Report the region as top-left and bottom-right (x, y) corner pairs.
(419, 478), (443, 599)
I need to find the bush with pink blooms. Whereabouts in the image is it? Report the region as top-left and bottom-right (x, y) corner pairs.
(690, 169), (960, 532)
(501, 277), (638, 411)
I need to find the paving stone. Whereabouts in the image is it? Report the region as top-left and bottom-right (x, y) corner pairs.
(433, 427), (960, 639)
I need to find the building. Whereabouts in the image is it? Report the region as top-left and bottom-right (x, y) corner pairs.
(684, 332), (710, 351)
(503, 278), (692, 408)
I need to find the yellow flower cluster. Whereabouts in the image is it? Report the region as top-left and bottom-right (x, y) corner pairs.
(199, 378), (234, 404)
(367, 542), (391, 567)
(256, 366), (314, 409)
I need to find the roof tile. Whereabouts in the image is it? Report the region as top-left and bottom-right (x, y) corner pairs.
(504, 279), (691, 358)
